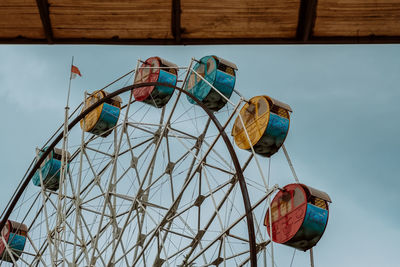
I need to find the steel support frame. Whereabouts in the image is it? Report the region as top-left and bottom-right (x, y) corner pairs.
(1, 82), (259, 266)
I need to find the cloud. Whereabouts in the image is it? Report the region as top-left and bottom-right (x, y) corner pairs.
(0, 47), (68, 112)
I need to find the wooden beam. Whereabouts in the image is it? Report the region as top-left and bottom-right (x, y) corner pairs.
(1, 36), (400, 45)
(296, 0), (318, 42)
(171, 0), (181, 43)
(35, 0), (53, 43)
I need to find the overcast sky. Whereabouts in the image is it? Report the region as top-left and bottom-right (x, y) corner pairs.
(0, 44), (399, 267)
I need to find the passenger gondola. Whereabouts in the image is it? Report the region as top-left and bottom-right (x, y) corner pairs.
(0, 220), (27, 262)
(231, 95), (292, 157)
(32, 147), (70, 191)
(264, 183), (332, 251)
(134, 57), (178, 108)
(185, 55), (237, 111)
(80, 90), (122, 137)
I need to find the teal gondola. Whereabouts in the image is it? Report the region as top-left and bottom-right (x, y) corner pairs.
(32, 147), (70, 191)
(185, 55), (237, 111)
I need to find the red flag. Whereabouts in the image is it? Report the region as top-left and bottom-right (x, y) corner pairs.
(71, 65), (82, 79)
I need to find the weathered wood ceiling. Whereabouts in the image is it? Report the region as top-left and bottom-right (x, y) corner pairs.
(1, 0), (400, 45)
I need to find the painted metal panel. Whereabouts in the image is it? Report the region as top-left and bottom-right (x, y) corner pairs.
(80, 92), (104, 132)
(186, 56), (216, 103)
(259, 113), (290, 156)
(134, 57), (160, 102)
(45, 159), (63, 191)
(32, 158), (69, 191)
(157, 69), (177, 95)
(284, 203), (329, 251)
(7, 233), (26, 254)
(265, 184), (307, 244)
(232, 96), (269, 150)
(214, 70), (235, 98)
(0, 221), (11, 258)
(32, 158), (51, 187)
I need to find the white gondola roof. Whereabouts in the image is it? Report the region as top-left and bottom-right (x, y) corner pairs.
(303, 184), (332, 203)
(214, 56), (238, 70)
(159, 57), (178, 68)
(267, 96), (292, 112)
(53, 147), (71, 159)
(101, 90), (123, 103)
(9, 220), (28, 232)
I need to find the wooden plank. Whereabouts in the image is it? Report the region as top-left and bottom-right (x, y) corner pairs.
(49, 0), (173, 39)
(2, 0), (400, 44)
(181, 0), (300, 38)
(0, 0), (44, 39)
(315, 0), (400, 36)
(50, 16), (172, 39)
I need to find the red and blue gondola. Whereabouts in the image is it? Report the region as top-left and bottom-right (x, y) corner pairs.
(0, 220), (27, 262)
(134, 57), (178, 108)
(264, 183), (332, 251)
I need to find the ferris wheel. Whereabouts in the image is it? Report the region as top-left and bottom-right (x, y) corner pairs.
(0, 55), (331, 267)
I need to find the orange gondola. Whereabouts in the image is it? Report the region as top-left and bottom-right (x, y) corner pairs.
(80, 90), (122, 137)
(232, 95), (292, 157)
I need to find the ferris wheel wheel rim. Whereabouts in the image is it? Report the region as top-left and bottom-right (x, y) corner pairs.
(1, 81), (259, 267)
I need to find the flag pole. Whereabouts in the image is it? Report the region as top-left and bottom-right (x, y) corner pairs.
(61, 55), (73, 179)
(54, 56), (74, 262)
(66, 56), (74, 108)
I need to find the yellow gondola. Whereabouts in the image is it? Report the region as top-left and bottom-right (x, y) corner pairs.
(80, 90), (122, 137)
(232, 95), (292, 157)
